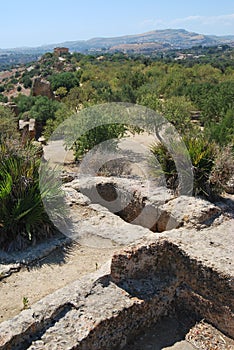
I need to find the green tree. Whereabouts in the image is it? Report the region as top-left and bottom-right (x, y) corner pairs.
(49, 72), (79, 91)
(73, 123), (127, 161)
(55, 86), (68, 98)
(0, 94), (8, 103)
(43, 104), (73, 139)
(29, 96), (60, 124)
(137, 92), (161, 111)
(14, 94), (35, 115)
(116, 84), (136, 103)
(21, 75), (32, 89)
(160, 96), (195, 135)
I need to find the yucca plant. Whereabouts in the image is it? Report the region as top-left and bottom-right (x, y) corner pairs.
(185, 136), (217, 197)
(149, 142), (178, 189)
(149, 135), (218, 198)
(0, 139), (66, 251)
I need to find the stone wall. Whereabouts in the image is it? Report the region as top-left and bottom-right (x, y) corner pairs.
(111, 232), (234, 338)
(32, 78), (54, 99)
(0, 176), (233, 349)
(0, 221), (233, 349)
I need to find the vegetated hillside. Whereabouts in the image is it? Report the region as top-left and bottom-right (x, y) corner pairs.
(76, 28), (218, 50)
(0, 53), (41, 71)
(1, 44), (234, 107)
(1, 29), (234, 70)
(0, 44), (234, 250)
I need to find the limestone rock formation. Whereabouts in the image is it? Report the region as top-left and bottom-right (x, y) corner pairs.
(64, 176), (221, 232)
(157, 195), (221, 231)
(0, 219), (233, 349)
(0, 174), (233, 349)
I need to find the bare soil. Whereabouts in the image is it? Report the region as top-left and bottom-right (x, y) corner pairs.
(0, 243), (116, 323)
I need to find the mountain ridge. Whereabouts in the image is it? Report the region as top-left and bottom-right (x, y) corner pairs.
(1, 29), (234, 54)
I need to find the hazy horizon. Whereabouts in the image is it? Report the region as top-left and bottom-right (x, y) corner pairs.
(1, 28), (234, 51)
(1, 0), (234, 49)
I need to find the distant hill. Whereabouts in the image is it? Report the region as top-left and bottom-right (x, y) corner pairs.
(1, 29), (234, 55)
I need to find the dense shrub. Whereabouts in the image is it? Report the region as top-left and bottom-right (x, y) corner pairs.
(206, 109), (234, 147)
(149, 135), (233, 199)
(49, 72), (79, 91)
(43, 104), (73, 140)
(14, 95), (61, 124)
(0, 139), (65, 251)
(14, 94), (35, 115)
(0, 94), (8, 103)
(210, 145), (234, 195)
(29, 96), (60, 123)
(73, 123), (127, 161)
(20, 75), (32, 89)
(0, 105), (18, 139)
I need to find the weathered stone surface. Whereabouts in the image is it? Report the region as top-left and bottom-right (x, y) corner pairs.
(0, 263), (111, 350)
(175, 285), (234, 339)
(69, 177), (147, 219)
(111, 220), (234, 286)
(32, 78), (54, 99)
(185, 320), (234, 350)
(0, 264), (20, 280)
(0, 261), (175, 350)
(68, 204), (151, 247)
(0, 234), (70, 265)
(68, 176), (173, 214)
(62, 177), (166, 245)
(111, 220), (234, 337)
(0, 219), (233, 349)
(60, 172), (76, 183)
(166, 342), (194, 350)
(65, 177), (221, 232)
(66, 176), (173, 231)
(63, 186), (91, 206)
(0, 175), (233, 349)
(157, 195), (221, 231)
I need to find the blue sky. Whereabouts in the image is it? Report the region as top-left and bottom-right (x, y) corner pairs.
(1, 0), (234, 48)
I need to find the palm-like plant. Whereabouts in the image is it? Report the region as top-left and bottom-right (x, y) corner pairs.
(149, 135), (217, 198)
(0, 139), (65, 251)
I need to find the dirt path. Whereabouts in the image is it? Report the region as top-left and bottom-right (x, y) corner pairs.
(0, 244), (116, 323)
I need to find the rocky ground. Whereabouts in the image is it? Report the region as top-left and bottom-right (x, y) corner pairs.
(0, 181), (233, 349)
(0, 242), (116, 323)
(0, 135), (233, 349)
(123, 317), (234, 350)
(0, 213), (233, 349)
